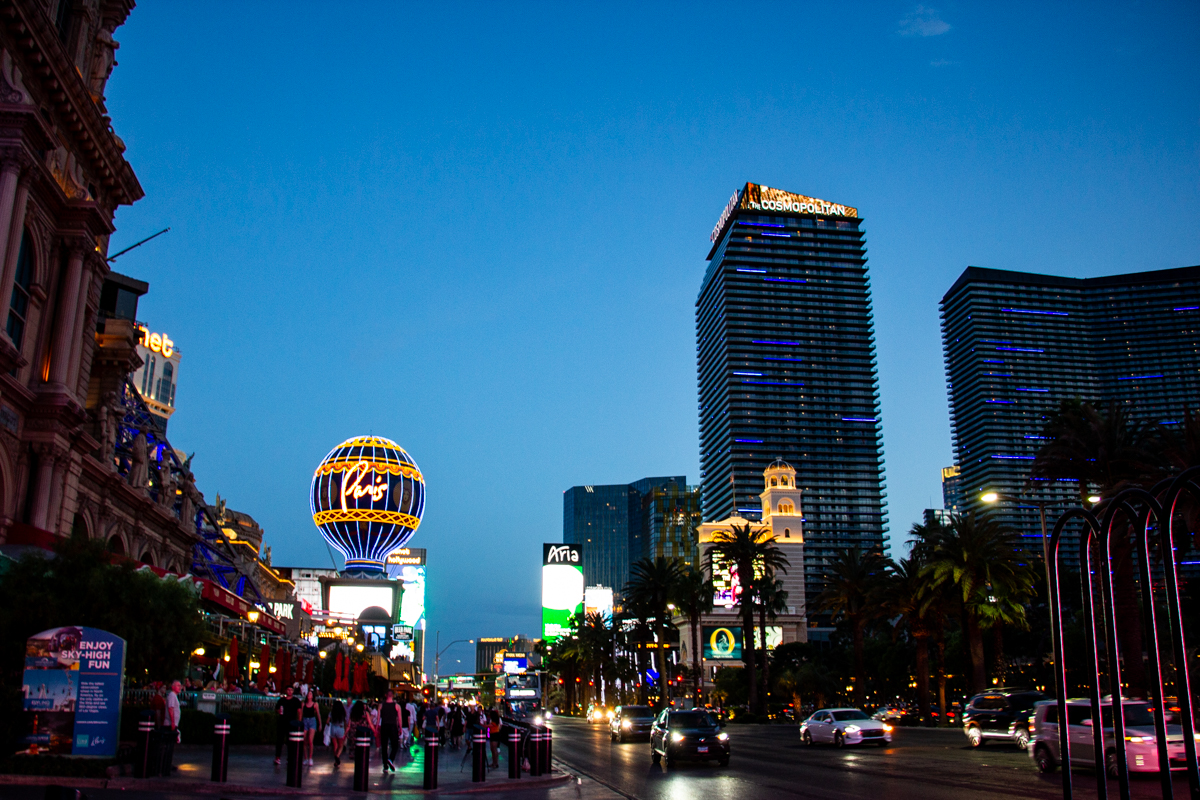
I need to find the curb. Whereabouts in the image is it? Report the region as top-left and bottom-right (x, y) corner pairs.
(0, 769), (573, 796)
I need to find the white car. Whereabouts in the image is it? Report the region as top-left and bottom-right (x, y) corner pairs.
(802, 708), (893, 747)
(1030, 698), (1194, 776)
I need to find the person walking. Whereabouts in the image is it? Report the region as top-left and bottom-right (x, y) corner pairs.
(405, 696), (418, 750)
(379, 690), (401, 772)
(328, 699), (348, 767)
(450, 704), (465, 750)
(163, 680), (182, 774)
(274, 686), (301, 765)
(487, 709), (501, 769)
(301, 689), (322, 766)
(349, 699), (376, 769)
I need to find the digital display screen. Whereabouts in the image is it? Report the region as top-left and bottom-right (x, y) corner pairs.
(326, 584), (396, 620)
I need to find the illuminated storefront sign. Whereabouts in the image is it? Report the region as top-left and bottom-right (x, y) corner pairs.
(702, 626), (742, 660)
(584, 585), (614, 620)
(311, 436), (425, 573)
(136, 326), (175, 358)
(710, 182), (858, 243)
(542, 543), (583, 641)
(386, 548), (426, 632)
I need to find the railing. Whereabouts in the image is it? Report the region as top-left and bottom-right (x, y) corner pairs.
(1047, 466), (1200, 800)
(124, 689), (345, 715)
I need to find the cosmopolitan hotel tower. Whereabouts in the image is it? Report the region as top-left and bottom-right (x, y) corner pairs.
(941, 265), (1200, 545)
(697, 183), (888, 605)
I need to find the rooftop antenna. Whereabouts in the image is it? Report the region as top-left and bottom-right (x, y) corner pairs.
(106, 227), (170, 263)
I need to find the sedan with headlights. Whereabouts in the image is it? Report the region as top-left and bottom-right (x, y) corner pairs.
(650, 709), (729, 767)
(611, 705), (655, 742)
(802, 708), (893, 747)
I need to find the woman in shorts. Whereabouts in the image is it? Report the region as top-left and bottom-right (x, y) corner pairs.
(329, 699), (348, 767)
(301, 690), (322, 766)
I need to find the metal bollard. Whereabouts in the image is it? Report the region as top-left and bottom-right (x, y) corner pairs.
(471, 732), (487, 782)
(529, 727), (543, 776)
(211, 715), (231, 782)
(134, 712), (156, 778)
(508, 728), (521, 778)
(286, 723), (304, 788)
(422, 734), (439, 790)
(353, 725), (372, 792)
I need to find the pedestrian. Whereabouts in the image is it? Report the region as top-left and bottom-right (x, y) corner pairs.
(450, 704), (465, 750)
(487, 709), (501, 769)
(379, 690), (401, 772)
(350, 699), (376, 767)
(422, 702), (440, 753)
(274, 685), (302, 765)
(301, 689), (322, 766)
(163, 680), (182, 774)
(405, 695), (418, 749)
(329, 699), (348, 768)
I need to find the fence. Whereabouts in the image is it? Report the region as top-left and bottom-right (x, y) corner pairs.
(1046, 466), (1200, 800)
(125, 689), (346, 716)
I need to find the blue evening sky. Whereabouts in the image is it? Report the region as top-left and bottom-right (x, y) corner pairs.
(103, 2), (1199, 668)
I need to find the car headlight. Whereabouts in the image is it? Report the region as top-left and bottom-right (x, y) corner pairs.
(1127, 735), (1154, 743)
(622, 720), (632, 729)
(717, 732), (729, 741)
(532, 715), (544, 725)
(1194, 732), (1200, 742)
(671, 732), (685, 743)
(607, 710), (614, 718)
(844, 725), (860, 734)
(545, 711), (553, 719)
(882, 724), (893, 732)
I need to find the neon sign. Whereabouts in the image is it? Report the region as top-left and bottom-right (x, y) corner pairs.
(710, 183), (858, 245)
(311, 436), (425, 573)
(136, 326), (175, 358)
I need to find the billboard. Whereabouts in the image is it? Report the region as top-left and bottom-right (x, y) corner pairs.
(584, 585), (613, 621)
(702, 626), (742, 660)
(21, 626), (125, 757)
(542, 543), (583, 641)
(710, 182), (858, 245)
(326, 581), (398, 621)
(386, 549), (427, 632)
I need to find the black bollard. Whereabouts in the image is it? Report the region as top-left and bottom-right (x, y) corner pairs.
(471, 731), (487, 782)
(545, 724), (552, 773)
(508, 727), (521, 778)
(286, 722), (304, 788)
(422, 734), (439, 790)
(529, 727), (542, 776)
(211, 715), (231, 782)
(134, 712), (155, 778)
(353, 725), (372, 792)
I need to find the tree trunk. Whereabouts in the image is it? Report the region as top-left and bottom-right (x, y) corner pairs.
(966, 610), (986, 696)
(915, 631), (931, 726)
(759, 597), (770, 708)
(936, 630), (948, 728)
(691, 613), (702, 705)
(992, 623), (1006, 686)
(739, 563), (760, 714)
(852, 618), (865, 707)
(655, 618), (668, 709)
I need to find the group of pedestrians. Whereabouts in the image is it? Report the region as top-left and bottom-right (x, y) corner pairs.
(274, 685), (422, 772)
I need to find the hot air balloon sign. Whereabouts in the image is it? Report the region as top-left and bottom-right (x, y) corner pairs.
(310, 436), (426, 573)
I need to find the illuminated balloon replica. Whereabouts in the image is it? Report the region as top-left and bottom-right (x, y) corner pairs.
(310, 436), (425, 573)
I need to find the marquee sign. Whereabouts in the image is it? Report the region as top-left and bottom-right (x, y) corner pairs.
(710, 183), (858, 244)
(311, 436), (426, 573)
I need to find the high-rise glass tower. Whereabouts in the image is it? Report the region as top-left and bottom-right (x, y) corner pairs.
(563, 476), (686, 597)
(940, 265), (1200, 544)
(696, 183), (888, 602)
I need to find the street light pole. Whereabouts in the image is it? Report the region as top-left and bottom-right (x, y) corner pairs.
(433, 632), (474, 696)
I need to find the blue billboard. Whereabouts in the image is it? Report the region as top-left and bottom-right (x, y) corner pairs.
(22, 626), (125, 757)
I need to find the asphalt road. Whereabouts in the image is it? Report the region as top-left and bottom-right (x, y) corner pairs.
(549, 716), (1196, 800)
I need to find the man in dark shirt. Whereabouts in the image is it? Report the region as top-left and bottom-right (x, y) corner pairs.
(379, 690), (401, 772)
(274, 686), (302, 765)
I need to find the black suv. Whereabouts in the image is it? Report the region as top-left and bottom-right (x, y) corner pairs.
(961, 689), (1046, 749)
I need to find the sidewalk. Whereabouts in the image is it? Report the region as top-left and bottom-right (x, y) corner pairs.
(0, 740), (572, 797)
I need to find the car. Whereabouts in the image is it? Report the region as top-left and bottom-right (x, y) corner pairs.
(872, 704), (908, 724)
(1029, 698), (1193, 777)
(650, 708), (729, 767)
(961, 688), (1046, 749)
(801, 708), (893, 747)
(586, 704), (612, 724)
(611, 705), (655, 742)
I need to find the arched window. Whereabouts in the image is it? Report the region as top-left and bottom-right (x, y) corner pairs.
(770, 478), (778, 487)
(781, 477), (789, 487)
(140, 551), (154, 566)
(784, 528), (791, 538)
(107, 535), (125, 555)
(6, 231), (32, 349)
(779, 501), (794, 514)
(142, 354), (156, 396)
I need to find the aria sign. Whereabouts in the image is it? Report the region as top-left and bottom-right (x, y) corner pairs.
(710, 183), (858, 243)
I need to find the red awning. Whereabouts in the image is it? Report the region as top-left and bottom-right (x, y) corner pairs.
(198, 578), (286, 635)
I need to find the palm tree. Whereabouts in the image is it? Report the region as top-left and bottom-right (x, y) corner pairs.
(705, 522), (790, 715)
(625, 556), (684, 708)
(756, 576), (789, 706)
(884, 553), (934, 725)
(923, 512), (1034, 696)
(577, 611), (615, 703)
(814, 548), (889, 707)
(1032, 398), (1157, 695)
(672, 565), (714, 705)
